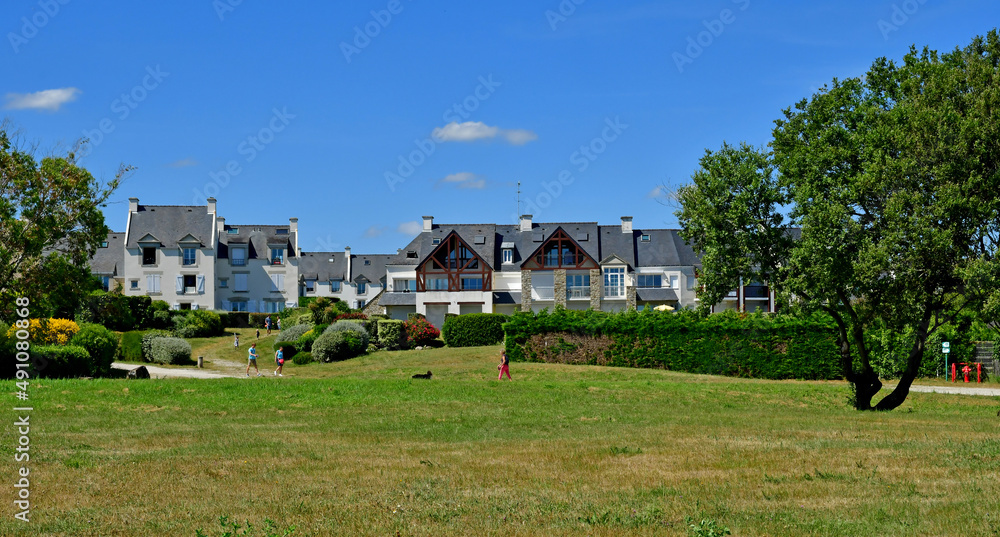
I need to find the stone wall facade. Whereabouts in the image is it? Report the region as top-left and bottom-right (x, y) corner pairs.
(589, 268), (602, 310)
(554, 269), (567, 309)
(521, 270), (532, 312)
(626, 285), (636, 311)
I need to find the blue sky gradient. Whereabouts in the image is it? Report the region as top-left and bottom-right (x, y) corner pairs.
(4, 0), (997, 253)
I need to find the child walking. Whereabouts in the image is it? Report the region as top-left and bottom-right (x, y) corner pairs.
(246, 343), (261, 377)
(234, 333), (239, 349)
(273, 346), (285, 377)
(498, 348), (511, 381)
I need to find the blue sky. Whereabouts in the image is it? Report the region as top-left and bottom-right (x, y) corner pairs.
(4, 0), (997, 254)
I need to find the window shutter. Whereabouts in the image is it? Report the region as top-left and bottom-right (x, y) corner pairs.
(277, 274), (284, 291)
(176, 275), (184, 293)
(192, 303), (199, 310)
(248, 300), (257, 312)
(146, 275), (154, 292)
(222, 300), (231, 311)
(197, 275), (205, 293)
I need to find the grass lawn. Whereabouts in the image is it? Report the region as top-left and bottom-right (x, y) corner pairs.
(5, 343), (1000, 536)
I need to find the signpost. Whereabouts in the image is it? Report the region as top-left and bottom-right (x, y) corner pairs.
(943, 341), (950, 379)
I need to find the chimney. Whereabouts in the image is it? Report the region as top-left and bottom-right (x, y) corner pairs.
(345, 247), (352, 281)
(289, 217), (299, 252)
(207, 197), (217, 215)
(422, 216), (434, 233)
(520, 214), (533, 232)
(129, 197), (139, 212)
(217, 216), (225, 235)
(621, 216), (633, 234)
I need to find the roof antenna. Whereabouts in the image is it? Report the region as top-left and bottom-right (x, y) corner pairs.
(516, 181), (521, 224)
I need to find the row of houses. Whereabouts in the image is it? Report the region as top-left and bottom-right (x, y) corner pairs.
(90, 198), (775, 329)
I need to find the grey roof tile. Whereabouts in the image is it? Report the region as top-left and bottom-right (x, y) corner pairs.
(126, 205), (216, 249)
(89, 231), (125, 275)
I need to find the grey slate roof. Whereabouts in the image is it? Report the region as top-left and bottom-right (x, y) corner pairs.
(89, 231), (125, 276)
(352, 254), (394, 286)
(634, 229), (701, 267)
(636, 288), (679, 302)
(298, 252), (348, 282)
(126, 205), (215, 249)
(388, 224), (498, 269)
(379, 292), (416, 306)
(218, 224), (296, 261)
(494, 222), (601, 272)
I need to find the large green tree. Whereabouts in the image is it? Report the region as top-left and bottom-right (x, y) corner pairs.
(0, 124), (131, 318)
(676, 30), (1000, 410)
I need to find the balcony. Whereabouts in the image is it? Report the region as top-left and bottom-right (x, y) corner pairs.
(532, 286), (555, 300)
(567, 286), (590, 300)
(230, 258), (246, 267)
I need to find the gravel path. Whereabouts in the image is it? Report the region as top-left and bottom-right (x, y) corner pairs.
(112, 362), (233, 379)
(907, 384), (1000, 397)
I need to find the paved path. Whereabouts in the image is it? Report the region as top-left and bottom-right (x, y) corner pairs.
(907, 384), (1000, 397)
(112, 362), (233, 379)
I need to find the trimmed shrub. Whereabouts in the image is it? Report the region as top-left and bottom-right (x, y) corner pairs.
(292, 351), (314, 365)
(150, 309), (173, 329)
(174, 310), (224, 338)
(442, 313), (509, 347)
(141, 330), (174, 362)
(7, 318), (80, 345)
(151, 300), (171, 311)
(407, 312), (426, 322)
(69, 323), (118, 377)
(405, 317), (440, 347)
(149, 337), (192, 365)
(377, 320), (407, 351)
(334, 312), (368, 322)
(368, 314), (387, 340)
(79, 293), (153, 331)
(277, 323), (312, 344)
(503, 308), (840, 380)
(249, 313), (270, 328)
(325, 320), (370, 348)
(30, 345), (92, 378)
(313, 331), (353, 362)
(119, 331), (145, 362)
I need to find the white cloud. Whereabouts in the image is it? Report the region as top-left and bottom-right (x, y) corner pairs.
(167, 158), (198, 168)
(4, 87), (81, 111)
(646, 186), (663, 198)
(364, 226), (386, 238)
(431, 121), (537, 145)
(437, 172), (487, 190)
(397, 221), (422, 235)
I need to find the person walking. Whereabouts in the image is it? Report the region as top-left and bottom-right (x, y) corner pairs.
(277, 318), (282, 331)
(234, 333), (239, 349)
(265, 315), (272, 335)
(246, 343), (261, 377)
(497, 348), (511, 381)
(256, 328), (260, 340)
(274, 346), (285, 377)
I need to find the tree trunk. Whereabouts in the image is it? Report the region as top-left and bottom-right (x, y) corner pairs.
(874, 314), (930, 411)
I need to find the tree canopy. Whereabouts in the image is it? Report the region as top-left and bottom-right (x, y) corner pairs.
(676, 30), (1000, 410)
(0, 124), (130, 318)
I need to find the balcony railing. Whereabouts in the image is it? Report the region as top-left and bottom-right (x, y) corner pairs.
(532, 286), (554, 300)
(567, 286), (590, 299)
(604, 286), (625, 298)
(231, 258), (246, 266)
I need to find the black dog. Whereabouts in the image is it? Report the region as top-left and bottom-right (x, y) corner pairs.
(412, 370), (432, 379)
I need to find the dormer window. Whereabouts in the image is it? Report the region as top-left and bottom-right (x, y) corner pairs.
(406, 251), (417, 259)
(432, 238), (441, 245)
(641, 234), (651, 242)
(227, 228), (239, 234)
(276, 229), (288, 235)
(142, 247), (156, 265)
(270, 248), (284, 265)
(364, 260), (371, 266)
(183, 247), (197, 266)
(502, 248), (513, 264)
(100, 241), (109, 248)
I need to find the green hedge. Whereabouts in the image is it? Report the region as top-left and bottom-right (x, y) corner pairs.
(313, 330), (365, 362)
(292, 351), (313, 365)
(148, 337), (192, 365)
(30, 345), (92, 378)
(174, 310), (224, 338)
(79, 293), (153, 331)
(442, 313), (509, 347)
(502, 309), (841, 380)
(377, 320), (407, 350)
(69, 323), (118, 377)
(119, 331), (145, 362)
(223, 312), (251, 328)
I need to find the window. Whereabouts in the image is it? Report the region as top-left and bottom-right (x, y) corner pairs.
(637, 274), (662, 288)
(687, 276), (697, 290)
(604, 268), (625, 297)
(130, 280), (139, 290)
(330, 280), (342, 292)
(219, 279), (228, 288)
(271, 248), (284, 265)
(230, 247), (246, 266)
(180, 303), (192, 311)
(364, 260), (370, 265)
(523, 229), (597, 270)
(183, 274), (196, 289)
(502, 248), (513, 264)
(393, 279), (416, 292)
(432, 238), (441, 245)
(142, 247), (156, 265)
(231, 301), (248, 312)
(100, 241), (109, 248)
(183, 247), (197, 265)
(270, 274), (284, 292)
(669, 275), (679, 289)
(406, 251), (417, 258)
(227, 228), (239, 234)
(305, 279), (315, 292)
(357, 299), (366, 309)
(567, 274), (590, 298)
(99, 276), (111, 291)
(234, 273), (248, 292)
(264, 300), (284, 313)
(461, 277), (483, 290)
(426, 277), (448, 291)
(357, 282), (367, 294)
(146, 274), (161, 293)
(276, 229), (288, 235)
(640, 234), (651, 242)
